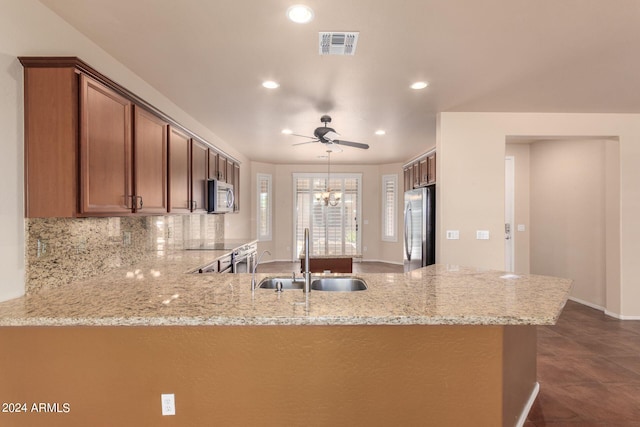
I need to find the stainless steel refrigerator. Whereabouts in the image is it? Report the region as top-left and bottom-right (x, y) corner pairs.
(403, 185), (436, 272)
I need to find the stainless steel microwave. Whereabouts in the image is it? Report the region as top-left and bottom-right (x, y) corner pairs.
(207, 179), (235, 213)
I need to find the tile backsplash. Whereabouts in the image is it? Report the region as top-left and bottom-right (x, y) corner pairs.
(25, 215), (224, 294)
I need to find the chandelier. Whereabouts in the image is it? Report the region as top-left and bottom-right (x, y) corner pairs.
(315, 150), (341, 206)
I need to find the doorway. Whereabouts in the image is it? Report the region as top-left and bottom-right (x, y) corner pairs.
(506, 137), (619, 311)
(504, 156), (514, 272)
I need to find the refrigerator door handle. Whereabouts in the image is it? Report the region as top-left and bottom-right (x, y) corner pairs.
(404, 204), (412, 260)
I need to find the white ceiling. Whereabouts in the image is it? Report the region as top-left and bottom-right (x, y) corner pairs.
(39, 0), (640, 164)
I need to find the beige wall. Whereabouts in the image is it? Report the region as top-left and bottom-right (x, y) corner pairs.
(530, 139), (612, 308)
(250, 162), (404, 264)
(438, 113), (631, 317)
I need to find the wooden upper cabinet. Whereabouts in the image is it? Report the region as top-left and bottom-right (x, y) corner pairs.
(168, 126), (191, 213)
(191, 140), (208, 213)
(79, 75), (133, 215)
(426, 152), (436, 184)
(134, 107), (168, 214)
(217, 154), (227, 182)
(412, 163), (420, 188)
(22, 66), (79, 218)
(20, 57), (237, 218)
(419, 158), (429, 186)
(233, 163), (240, 212)
(403, 166), (413, 192)
(208, 150), (218, 180)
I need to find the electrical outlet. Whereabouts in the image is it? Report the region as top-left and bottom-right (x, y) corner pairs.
(161, 393), (175, 416)
(76, 237), (87, 254)
(37, 239), (49, 258)
(517, 224), (526, 232)
(476, 230), (490, 240)
(446, 230), (459, 240)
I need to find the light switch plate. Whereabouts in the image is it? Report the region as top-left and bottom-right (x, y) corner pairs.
(446, 230), (460, 240)
(476, 230), (490, 240)
(517, 224), (526, 232)
(161, 394), (175, 416)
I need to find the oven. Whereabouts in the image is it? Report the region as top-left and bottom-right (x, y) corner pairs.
(232, 242), (257, 273)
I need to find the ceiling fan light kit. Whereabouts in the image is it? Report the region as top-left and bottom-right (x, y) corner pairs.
(316, 150), (342, 207)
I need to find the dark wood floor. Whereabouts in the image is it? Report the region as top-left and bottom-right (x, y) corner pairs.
(259, 262), (640, 426)
(526, 300), (640, 426)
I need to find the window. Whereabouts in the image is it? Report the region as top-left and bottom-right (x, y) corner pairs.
(293, 173), (362, 258)
(382, 174), (398, 242)
(257, 173), (272, 241)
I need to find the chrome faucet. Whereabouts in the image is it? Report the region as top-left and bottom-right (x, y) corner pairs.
(251, 250), (271, 291)
(303, 228), (311, 293)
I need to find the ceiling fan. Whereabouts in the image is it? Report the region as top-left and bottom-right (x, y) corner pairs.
(290, 115), (370, 150)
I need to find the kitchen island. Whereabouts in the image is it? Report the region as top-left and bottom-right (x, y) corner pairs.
(0, 254), (571, 427)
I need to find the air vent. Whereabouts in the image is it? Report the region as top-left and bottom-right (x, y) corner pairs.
(319, 32), (359, 55)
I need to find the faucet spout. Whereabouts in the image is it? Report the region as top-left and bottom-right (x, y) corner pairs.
(303, 228), (311, 293)
(251, 250), (271, 291)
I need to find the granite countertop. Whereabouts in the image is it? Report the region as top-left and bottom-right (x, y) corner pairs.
(0, 252), (572, 327)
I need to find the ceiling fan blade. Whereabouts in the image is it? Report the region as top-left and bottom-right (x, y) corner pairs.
(292, 139), (320, 146)
(332, 139), (370, 150)
(290, 133), (317, 139)
(323, 130), (341, 141)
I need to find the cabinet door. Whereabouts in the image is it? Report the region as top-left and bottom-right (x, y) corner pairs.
(412, 163), (420, 188)
(79, 75), (133, 215)
(427, 153), (436, 184)
(191, 140), (208, 213)
(233, 163), (240, 212)
(403, 167), (412, 192)
(134, 107), (167, 214)
(168, 126), (191, 213)
(419, 158), (428, 186)
(208, 150), (218, 180)
(217, 154), (227, 182)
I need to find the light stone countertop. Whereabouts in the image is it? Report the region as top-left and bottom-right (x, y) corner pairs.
(0, 251), (572, 327)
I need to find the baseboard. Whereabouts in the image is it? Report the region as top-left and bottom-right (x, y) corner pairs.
(568, 296), (605, 312)
(568, 297), (640, 320)
(515, 381), (539, 427)
(604, 309), (640, 320)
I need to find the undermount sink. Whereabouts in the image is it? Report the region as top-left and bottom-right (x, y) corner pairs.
(311, 277), (368, 292)
(257, 277), (303, 290)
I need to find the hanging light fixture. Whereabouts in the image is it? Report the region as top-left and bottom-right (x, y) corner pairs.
(315, 150), (341, 206)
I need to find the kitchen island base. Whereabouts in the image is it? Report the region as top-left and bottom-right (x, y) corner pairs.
(0, 324), (536, 427)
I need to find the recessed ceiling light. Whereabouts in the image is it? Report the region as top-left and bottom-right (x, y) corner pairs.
(287, 5), (314, 24)
(281, 129), (293, 134)
(262, 80), (280, 89)
(375, 130), (386, 135)
(411, 81), (429, 90)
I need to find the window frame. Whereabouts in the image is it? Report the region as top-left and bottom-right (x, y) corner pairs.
(292, 172), (362, 260)
(256, 173), (272, 241)
(381, 174), (398, 242)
